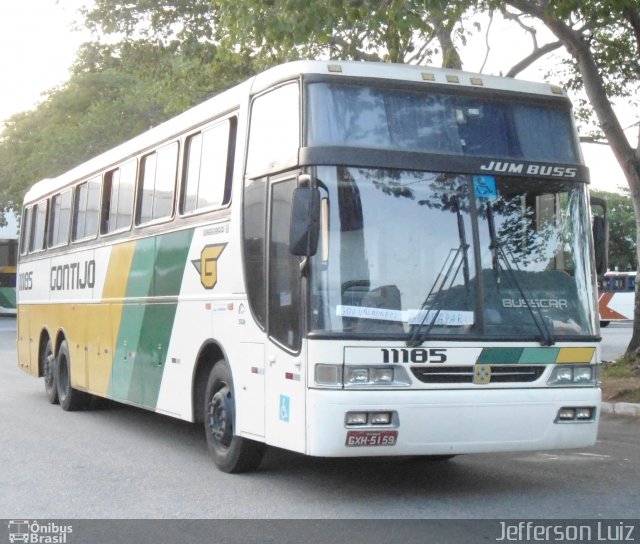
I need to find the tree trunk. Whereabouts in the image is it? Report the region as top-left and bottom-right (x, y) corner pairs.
(505, 0), (640, 353)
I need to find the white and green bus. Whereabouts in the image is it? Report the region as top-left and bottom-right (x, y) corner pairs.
(17, 61), (603, 473)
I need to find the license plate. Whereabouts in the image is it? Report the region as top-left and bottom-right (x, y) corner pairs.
(345, 430), (398, 447)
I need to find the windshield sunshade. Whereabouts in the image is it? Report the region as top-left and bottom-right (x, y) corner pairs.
(307, 83), (579, 164)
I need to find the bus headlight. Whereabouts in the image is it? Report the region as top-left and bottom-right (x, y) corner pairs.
(547, 365), (597, 386)
(313, 364), (411, 387)
(347, 367), (370, 384)
(345, 366), (411, 388)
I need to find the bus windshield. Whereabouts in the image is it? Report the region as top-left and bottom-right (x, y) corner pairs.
(307, 82), (579, 163)
(309, 166), (597, 341)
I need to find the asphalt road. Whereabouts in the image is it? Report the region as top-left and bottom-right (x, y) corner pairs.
(1, 317), (638, 521)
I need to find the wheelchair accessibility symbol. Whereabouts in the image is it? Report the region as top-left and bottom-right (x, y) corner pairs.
(473, 175), (497, 199)
(279, 395), (290, 422)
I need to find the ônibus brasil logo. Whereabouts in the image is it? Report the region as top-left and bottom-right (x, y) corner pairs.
(7, 521), (73, 544)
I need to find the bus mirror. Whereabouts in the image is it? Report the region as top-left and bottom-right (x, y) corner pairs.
(289, 186), (320, 256)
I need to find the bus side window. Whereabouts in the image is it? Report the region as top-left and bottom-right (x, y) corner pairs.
(243, 177), (267, 328)
(137, 142), (179, 225)
(246, 82), (299, 177)
(48, 189), (72, 248)
(73, 176), (101, 241)
(29, 200), (48, 253)
(19, 207), (32, 256)
(103, 159), (136, 234)
(181, 118), (235, 214)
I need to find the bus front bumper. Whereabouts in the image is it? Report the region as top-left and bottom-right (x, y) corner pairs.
(306, 387), (601, 457)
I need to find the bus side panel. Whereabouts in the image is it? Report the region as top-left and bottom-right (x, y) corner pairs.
(109, 238), (154, 404)
(108, 231), (193, 409)
(86, 303), (114, 395)
(156, 224), (230, 421)
(85, 243), (129, 397)
(17, 304), (31, 373)
(22, 257), (51, 377)
(59, 304), (88, 389)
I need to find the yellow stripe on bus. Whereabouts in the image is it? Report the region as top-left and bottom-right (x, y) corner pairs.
(556, 347), (596, 364)
(87, 242), (137, 396)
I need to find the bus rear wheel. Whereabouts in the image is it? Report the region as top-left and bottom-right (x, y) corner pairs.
(43, 339), (58, 404)
(204, 360), (266, 473)
(55, 340), (89, 411)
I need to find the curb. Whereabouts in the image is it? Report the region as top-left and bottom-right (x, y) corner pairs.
(601, 402), (640, 418)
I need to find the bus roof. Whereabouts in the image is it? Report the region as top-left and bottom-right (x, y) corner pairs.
(24, 60), (569, 204)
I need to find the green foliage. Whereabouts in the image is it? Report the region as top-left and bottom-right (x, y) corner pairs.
(591, 189), (637, 272)
(80, 0), (475, 67)
(213, 0), (473, 66)
(500, 0), (639, 139)
(603, 352), (638, 378)
(0, 40), (255, 212)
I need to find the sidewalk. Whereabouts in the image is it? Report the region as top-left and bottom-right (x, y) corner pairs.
(601, 401), (640, 417)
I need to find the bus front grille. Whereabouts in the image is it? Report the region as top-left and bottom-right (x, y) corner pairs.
(410, 365), (545, 384)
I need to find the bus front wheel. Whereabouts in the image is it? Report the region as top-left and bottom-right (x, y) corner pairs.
(204, 360), (266, 473)
(43, 339), (58, 404)
(55, 340), (89, 411)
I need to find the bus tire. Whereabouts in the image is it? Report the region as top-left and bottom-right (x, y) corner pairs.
(55, 340), (89, 411)
(600, 321), (610, 328)
(43, 339), (58, 404)
(204, 360), (266, 473)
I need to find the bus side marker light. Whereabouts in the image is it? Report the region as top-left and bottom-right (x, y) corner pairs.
(315, 364), (341, 386)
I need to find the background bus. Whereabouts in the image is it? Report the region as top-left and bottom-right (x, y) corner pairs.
(0, 238), (18, 315)
(18, 61), (602, 473)
(599, 271), (635, 326)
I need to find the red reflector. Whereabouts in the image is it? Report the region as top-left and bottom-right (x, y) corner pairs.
(285, 372), (294, 380)
(251, 367), (258, 374)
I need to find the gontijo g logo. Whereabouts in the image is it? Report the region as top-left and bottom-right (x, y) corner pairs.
(192, 244), (226, 289)
(7, 521), (73, 543)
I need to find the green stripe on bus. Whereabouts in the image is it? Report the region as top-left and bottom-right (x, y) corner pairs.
(519, 347), (560, 364)
(110, 229), (194, 408)
(477, 348), (524, 364)
(478, 347), (582, 364)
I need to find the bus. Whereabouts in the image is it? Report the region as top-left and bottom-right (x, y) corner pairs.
(598, 271), (635, 326)
(17, 61), (603, 473)
(0, 238), (18, 315)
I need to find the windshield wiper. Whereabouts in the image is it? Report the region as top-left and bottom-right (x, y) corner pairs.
(455, 197), (471, 293)
(485, 203), (555, 346)
(407, 198), (470, 347)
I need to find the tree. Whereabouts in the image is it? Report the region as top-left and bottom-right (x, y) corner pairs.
(81, 0), (473, 68)
(0, 40), (255, 214)
(496, 1), (640, 350)
(213, 0), (470, 67)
